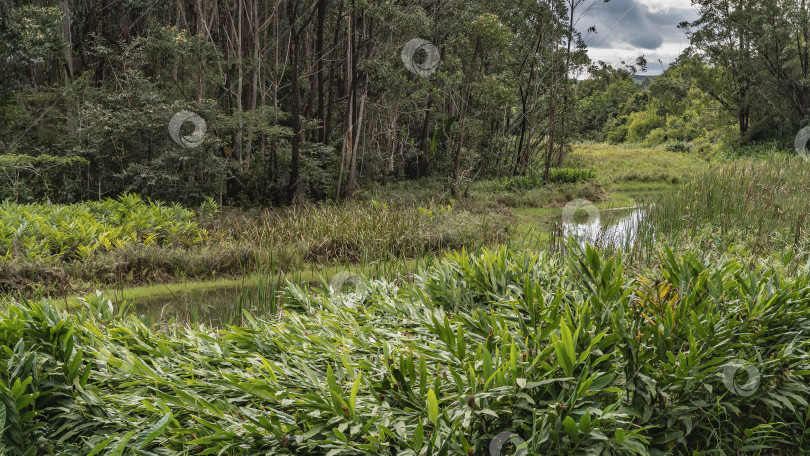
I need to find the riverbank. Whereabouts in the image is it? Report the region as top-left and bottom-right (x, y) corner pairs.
(2, 144), (704, 315)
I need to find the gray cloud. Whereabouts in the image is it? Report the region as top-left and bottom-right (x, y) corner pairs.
(579, 0), (699, 73)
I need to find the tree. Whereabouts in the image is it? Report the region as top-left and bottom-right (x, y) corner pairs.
(682, 0), (756, 144)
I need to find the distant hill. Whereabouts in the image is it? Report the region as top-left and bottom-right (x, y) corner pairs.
(632, 74), (657, 88)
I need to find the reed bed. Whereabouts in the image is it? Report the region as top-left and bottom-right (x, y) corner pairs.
(649, 157), (810, 241)
(555, 157), (810, 272)
(221, 200), (510, 263)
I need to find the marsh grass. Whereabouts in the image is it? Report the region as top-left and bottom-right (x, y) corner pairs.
(642, 156), (810, 270)
(550, 156), (810, 273)
(650, 157), (810, 237)
(219, 200), (510, 263)
(2, 197), (511, 297)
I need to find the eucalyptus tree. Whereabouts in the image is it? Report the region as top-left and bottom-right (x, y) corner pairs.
(745, 0), (810, 139)
(681, 0), (757, 144)
(0, 0), (609, 205)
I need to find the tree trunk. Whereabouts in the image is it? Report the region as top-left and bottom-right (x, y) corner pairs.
(452, 37), (480, 196)
(336, 3), (354, 201)
(287, 0), (302, 202)
(346, 78), (367, 196)
(316, 0), (328, 143)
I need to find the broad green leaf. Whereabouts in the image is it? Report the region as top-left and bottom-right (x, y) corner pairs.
(427, 389), (439, 424)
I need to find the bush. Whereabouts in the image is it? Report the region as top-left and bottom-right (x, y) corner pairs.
(626, 111), (664, 143)
(605, 124), (629, 144)
(495, 168), (596, 191)
(643, 126), (668, 146)
(4, 245), (810, 454)
(665, 141), (694, 153)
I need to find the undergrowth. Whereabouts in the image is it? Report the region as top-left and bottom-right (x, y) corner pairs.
(0, 198), (511, 296)
(2, 245), (809, 454)
(494, 168), (596, 192)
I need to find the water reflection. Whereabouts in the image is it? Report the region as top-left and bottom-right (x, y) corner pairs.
(563, 207), (647, 249)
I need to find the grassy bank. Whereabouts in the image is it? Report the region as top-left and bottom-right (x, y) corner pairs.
(0, 198), (509, 297)
(4, 245), (810, 454)
(0, 144), (711, 301)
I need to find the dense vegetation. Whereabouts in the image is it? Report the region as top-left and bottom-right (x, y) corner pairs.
(4, 0), (810, 454)
(647, 156), (810, 272)
(0, 193), (510, 295)
(0, 194), (204, 263)
(4, 246), (810, 454)
(565, 155), (810, 276)
(4, 1), (808, 206)
(1, 0), (612, 205)
(581, 0), (810, 155)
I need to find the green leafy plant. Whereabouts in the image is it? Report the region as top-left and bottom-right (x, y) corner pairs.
(0, 193), (205, 265)
(1, 244), (808, 454)
(495, 168), (596, 191)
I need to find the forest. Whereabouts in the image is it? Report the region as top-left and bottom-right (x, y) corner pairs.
(3, 0), (806, 206)
(2, 0), (810, 454)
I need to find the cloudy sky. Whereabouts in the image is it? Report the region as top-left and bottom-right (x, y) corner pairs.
(579, 0), (700, 75)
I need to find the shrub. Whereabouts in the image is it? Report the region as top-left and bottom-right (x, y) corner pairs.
(643, 126), (668, 145)
(495, 168), (596, 191)
(626, 111), (664, 143)
(3, 245), (810, 454)
(605, 124), (629, 144)
(665, 141), (694, 153)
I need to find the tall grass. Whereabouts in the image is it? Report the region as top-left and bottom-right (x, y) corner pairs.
(556, 157), (810, 272)
(222, 200), (510, 263)
(2, 197), (511, 296)
(3, 245), (810, 454)
(643, 156), (810, 270)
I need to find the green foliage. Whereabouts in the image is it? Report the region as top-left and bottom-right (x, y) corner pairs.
(664, 141), (694, 153)
(625, 111), (664, 143)
(0, 194), (204, 264)
(577, 72), (640, 140)
(0, 0), (598, 204)
(605, 124), (629, 145)
(495, 168), (596, 191)
(2, 245), (810, 453)
(0, 5), (63, 69)
(237, 200), (508, 263)
(595, 58), (736, 154)
(0, 154), (88, 202)
(0, 195), (512, 295)
(646, 156), (810, 273)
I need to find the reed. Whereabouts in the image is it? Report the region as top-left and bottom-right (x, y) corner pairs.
(552, 157), (810, 273)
